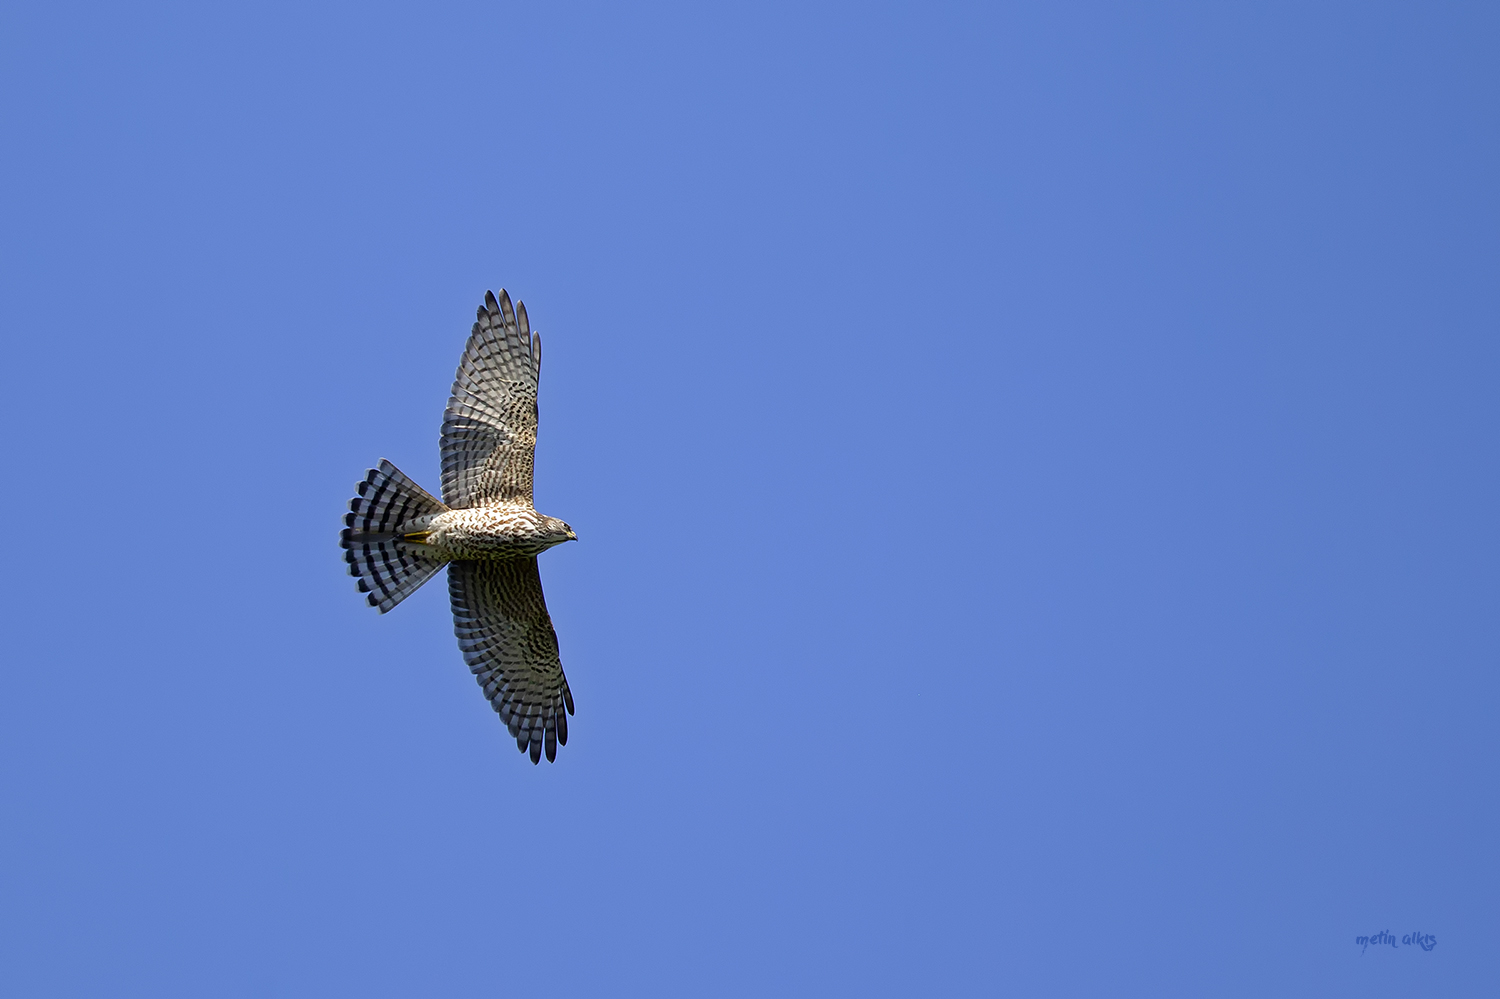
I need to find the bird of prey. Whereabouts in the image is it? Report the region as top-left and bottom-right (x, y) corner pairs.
(340, 288), (577, 763)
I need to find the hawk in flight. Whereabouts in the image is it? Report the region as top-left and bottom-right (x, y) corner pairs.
(340, 289), (577, 763)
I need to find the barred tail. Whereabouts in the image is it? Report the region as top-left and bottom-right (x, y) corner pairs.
(340, 459), (450, 613)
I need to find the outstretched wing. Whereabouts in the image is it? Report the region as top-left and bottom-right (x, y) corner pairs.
(448, 558), (574, 763)
(440, 289), (542, 509)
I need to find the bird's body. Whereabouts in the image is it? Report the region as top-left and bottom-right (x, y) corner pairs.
(340, 288), (577, 764)
(406, 506), (574, 561)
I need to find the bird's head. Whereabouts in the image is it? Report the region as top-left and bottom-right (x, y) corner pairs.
(543, 516), (578, 547)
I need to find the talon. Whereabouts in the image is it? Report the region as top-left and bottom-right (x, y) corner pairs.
(402, 531), (433, 543)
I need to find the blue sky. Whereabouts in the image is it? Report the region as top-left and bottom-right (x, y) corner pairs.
(1, 2), (1496, 996)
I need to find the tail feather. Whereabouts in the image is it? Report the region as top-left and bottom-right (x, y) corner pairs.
(340, 459), (449, 613)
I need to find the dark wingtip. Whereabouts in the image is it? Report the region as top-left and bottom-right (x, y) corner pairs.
(484, 289), (499, 313)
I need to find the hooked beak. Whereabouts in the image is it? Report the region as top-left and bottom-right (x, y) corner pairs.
(566, 529), (578, 541)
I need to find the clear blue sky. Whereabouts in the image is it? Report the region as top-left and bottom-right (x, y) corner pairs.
(1, 2), (1496, 996)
